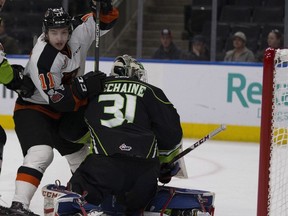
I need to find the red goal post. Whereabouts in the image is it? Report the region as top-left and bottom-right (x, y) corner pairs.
(257, 48), (288, 216)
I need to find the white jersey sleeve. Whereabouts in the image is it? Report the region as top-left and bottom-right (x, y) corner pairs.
(69, 14), (110, 76)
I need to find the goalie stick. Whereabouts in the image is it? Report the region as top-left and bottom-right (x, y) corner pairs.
(168, 124), (226, 165)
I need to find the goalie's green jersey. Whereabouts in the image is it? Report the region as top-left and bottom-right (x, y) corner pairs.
(85, 76), (183, 159)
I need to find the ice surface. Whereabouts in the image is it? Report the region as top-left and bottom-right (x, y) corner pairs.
(0, 130), (259, 215)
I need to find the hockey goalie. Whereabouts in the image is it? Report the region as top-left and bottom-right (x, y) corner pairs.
(42, 55), (216, 216)
(42, 147), (214, 216)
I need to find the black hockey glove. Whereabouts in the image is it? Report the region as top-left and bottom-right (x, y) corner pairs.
(159, 162), (180, 184)
(5, 64), (35, 98)
(90, 0), (113, 15)
(72, 71), (106, 100)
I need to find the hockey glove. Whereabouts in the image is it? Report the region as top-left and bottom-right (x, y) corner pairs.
(5, 64), (35, 98)
(72, 71), (106, 100)
(90, 0), (113, 15)
(159, 162), (180, 184)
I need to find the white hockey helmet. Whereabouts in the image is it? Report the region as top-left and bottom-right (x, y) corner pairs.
(110, 54), (147, 82)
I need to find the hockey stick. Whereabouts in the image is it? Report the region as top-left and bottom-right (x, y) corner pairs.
(168, 124), (226, 165)
(0, 145), (3, 174)
(0, 125), (7, 175)
(94, 1), (101, 72)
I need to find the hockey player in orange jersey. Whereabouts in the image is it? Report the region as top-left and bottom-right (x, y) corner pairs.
(0, 1), (119, 215)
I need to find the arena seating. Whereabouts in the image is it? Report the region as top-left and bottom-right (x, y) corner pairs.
(184, 0), (285, 61)
(3, 0), (67, 54)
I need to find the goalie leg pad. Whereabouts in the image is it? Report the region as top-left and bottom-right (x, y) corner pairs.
(42, 184), (102, 216)
(146, 186), (215, 215)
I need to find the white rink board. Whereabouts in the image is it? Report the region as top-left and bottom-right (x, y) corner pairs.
(0, 57), (263, 127)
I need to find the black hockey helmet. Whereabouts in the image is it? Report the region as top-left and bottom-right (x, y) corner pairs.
(42, 7), (72, 34)
(111, 54), (148, 82)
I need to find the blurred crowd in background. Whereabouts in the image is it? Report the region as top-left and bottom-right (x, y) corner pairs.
(0, 0), (284, 62)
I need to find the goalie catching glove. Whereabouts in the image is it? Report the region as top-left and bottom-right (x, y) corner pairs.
(90, 0), (113, 15)
(72, 71), (106, 100)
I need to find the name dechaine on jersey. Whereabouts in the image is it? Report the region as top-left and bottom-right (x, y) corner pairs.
(104, 82), (147, 97)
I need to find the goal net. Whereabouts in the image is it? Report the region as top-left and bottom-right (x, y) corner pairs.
(257, 48), (288, 216)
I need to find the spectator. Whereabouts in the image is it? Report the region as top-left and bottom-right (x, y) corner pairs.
(152, 28), (187, 60)
(224, 31), (255, 62)
(0, 18), (21, 54)
(187, 34), (210, 61)
(256, 29), (283, 62)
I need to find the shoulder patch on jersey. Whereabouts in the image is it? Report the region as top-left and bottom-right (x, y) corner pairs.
(48, 89), (64, 103)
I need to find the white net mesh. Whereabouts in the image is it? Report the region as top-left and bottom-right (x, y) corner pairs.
(268, 49), (288, 215)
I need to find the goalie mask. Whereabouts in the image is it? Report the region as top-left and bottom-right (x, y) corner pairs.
(111, 54), (147, 82)
(42, 7), (73, 34)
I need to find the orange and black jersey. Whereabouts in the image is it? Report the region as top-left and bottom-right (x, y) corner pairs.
(85, 76), (183, 159)
(17, 9), (119, 115)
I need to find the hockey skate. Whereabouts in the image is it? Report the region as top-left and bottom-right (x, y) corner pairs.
(7, 201), (40, 216)
(168, 209), (211, 216)
(73, 209), (103, 216)
(0, 205), (11, 215)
